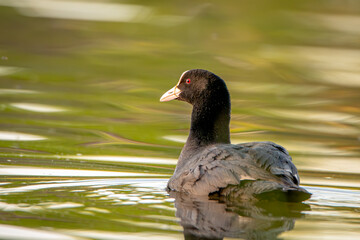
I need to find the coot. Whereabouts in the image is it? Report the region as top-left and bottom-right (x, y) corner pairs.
(160, 69), (311, 202)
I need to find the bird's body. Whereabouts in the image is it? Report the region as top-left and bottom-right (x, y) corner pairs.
(160, 69), (311, 202)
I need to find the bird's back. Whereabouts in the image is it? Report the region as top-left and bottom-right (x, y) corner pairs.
(167, 141), (311, 202)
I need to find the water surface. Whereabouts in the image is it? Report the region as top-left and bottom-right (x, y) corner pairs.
(0, 0), (359, 239)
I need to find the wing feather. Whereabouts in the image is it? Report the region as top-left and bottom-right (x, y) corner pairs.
(167, 142), (300, 195)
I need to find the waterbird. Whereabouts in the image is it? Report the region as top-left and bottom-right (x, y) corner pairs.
(160, 69), (311, 202)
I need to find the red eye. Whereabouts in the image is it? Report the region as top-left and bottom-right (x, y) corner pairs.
(186, 78), (191, 84)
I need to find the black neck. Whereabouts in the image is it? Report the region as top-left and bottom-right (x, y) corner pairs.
(173, 74), (231, 172)
(182, 89), (231, 153)
(189, 104), (230, 144)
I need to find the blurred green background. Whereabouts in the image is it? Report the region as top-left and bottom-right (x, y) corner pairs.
(0, 0), (359, 239)
(1, 0), (359, 161)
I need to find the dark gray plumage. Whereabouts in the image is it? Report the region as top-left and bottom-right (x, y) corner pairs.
(160, 69), (311, 202)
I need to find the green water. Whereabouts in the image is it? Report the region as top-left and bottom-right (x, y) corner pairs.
(0, 0), (360, 239)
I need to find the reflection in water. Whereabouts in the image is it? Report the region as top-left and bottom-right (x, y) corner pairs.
(0, 166), (167, 177)
(10, 103), (67, 112)
(171, 192), (309, 240)
(290, 12), (360, 35)
(0, 224), (76, 240)
(0, 178), (168, 194)
(60, 230), (180, 240)
(306, 186), (360, 209)
(268, 109), (359, 124)
(260, 45), (360, 87)
(0, 131), (46, 141)
(163, 135), (187, 143)
(0, 0), (152, 23)
(1, 0), (360, 239)
(0, 178), (358, 239)
(0, 88), (37, 94)
(0, 66), (21, 76)
(69, 155), (177, 165)
(0, 0), (192, 26)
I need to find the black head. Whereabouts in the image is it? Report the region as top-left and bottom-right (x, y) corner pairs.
(160, 69), (229, 106)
